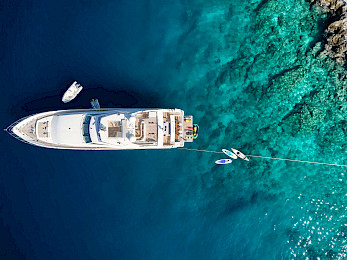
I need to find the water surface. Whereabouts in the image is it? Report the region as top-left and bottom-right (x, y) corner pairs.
(1, 0), (346, 259)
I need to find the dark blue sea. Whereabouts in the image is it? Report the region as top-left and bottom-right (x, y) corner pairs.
(1, 0), (346, 259)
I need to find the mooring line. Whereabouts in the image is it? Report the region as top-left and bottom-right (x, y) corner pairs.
(179, 148), (347, 168)
(246, 155), (347, 167)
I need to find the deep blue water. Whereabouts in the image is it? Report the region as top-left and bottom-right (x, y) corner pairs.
(1, 0), (347, 259)
(1, 1), (188, 259)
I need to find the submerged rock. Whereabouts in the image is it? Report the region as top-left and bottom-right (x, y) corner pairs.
(310, 0), (347, 63)
(324, 17), (347, 63)
(310, 0), (345, 12)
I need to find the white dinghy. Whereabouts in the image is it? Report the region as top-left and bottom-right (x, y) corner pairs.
(62, 81), (83, 103)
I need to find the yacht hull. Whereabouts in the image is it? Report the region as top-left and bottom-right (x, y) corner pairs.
(6, 108), (196, 150)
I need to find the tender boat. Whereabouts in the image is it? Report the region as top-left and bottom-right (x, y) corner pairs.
(215, 159), (232, 165)
(62, 81), (83, 103)
(231, 148), (249, 161)
(222, 149), (238, 159)
(6, 107), (198, 150)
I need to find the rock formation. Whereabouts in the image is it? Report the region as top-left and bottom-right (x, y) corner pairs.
(311, 0), (347, 63)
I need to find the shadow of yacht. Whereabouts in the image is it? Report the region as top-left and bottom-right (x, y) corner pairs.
(10, 85), (163, 118)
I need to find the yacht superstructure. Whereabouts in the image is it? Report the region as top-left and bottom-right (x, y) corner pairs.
(6, 108), (198, 150)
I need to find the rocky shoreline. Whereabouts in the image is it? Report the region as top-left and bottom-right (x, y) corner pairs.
(311, 0), (347, 63)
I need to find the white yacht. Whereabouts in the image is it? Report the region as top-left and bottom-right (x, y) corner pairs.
(6, 108), (199, 150)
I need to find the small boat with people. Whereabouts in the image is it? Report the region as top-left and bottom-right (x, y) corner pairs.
(231, 148), (249, 161)
(222, 149), (238, 159)
(62, 81), (83, 103)
(215, 159), (232, 165)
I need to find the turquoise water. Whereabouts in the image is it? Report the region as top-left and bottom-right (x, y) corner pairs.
(1, 0), (346, 259)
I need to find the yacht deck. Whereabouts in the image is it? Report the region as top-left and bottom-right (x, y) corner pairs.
(135, 114), (158, 143)
(8, 108), (196, 150)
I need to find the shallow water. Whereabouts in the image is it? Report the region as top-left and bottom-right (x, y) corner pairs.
(1, 0), (346, 259)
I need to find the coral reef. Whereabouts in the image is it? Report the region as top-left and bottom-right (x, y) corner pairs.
(159, 0), (347, 258)
(311, 0), (347, 63)
(167, 0), (347, 160)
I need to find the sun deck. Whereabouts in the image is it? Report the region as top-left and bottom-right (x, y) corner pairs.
(135, 112), (158, 143)
(37, 121), (50, 138)
(108, 121), (122, 138)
